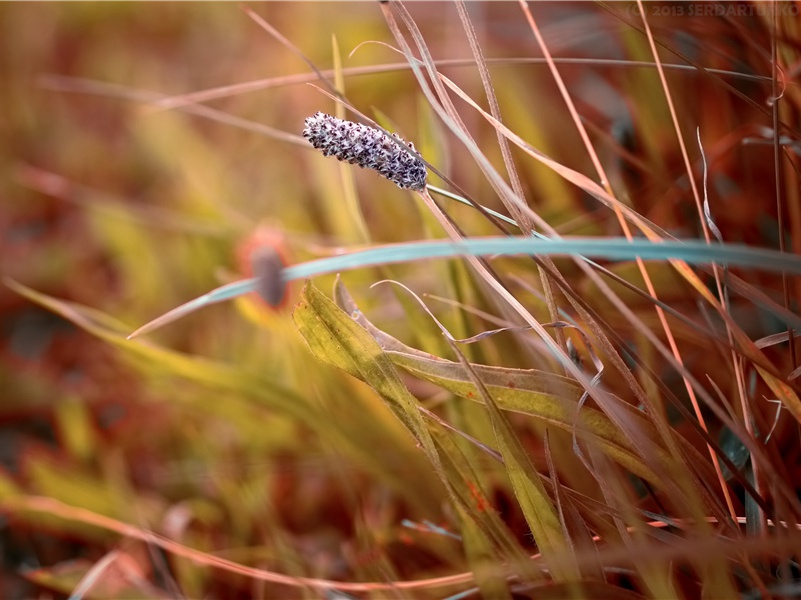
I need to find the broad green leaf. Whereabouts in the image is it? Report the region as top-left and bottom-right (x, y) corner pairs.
(430, 424), (542, 587)
(452, 349), (579, 582)
(334, 277), (726, 509)
(293, 280), (541, 584)
(389, 351), (665, 486)
(293, 280), (434, 444)
(293, 279), (455, 512)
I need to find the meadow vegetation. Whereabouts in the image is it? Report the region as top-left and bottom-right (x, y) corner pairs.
(3, 2), (801, 598)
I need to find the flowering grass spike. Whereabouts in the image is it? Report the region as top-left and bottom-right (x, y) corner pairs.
(303, 112), (427, 190)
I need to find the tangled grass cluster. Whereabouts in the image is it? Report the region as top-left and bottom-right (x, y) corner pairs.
(9, 3), (801, 598)
(302, 111), (427, 190)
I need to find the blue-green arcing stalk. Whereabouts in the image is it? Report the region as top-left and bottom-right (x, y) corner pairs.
(128, 235), (801, 339)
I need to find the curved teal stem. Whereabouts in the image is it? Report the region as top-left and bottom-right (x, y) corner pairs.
(283, 237), (801, 281)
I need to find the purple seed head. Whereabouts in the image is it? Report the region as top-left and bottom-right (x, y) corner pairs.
(303, 112), (427, 190)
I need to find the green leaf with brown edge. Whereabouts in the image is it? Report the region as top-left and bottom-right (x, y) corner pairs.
(446, 340), (580, 583)
(334, 277), (726, 515)
(429, 423), (542, 588)
(292, 280), (434, 443)
(334, 281), (552, 584)
(388, 350), (669, 486)
(293, 280), (542, 585)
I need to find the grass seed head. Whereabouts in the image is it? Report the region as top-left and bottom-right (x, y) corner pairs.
(302, 112), (427, 190)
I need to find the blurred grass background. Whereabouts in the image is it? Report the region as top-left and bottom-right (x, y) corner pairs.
(3, 2), (801, 598)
